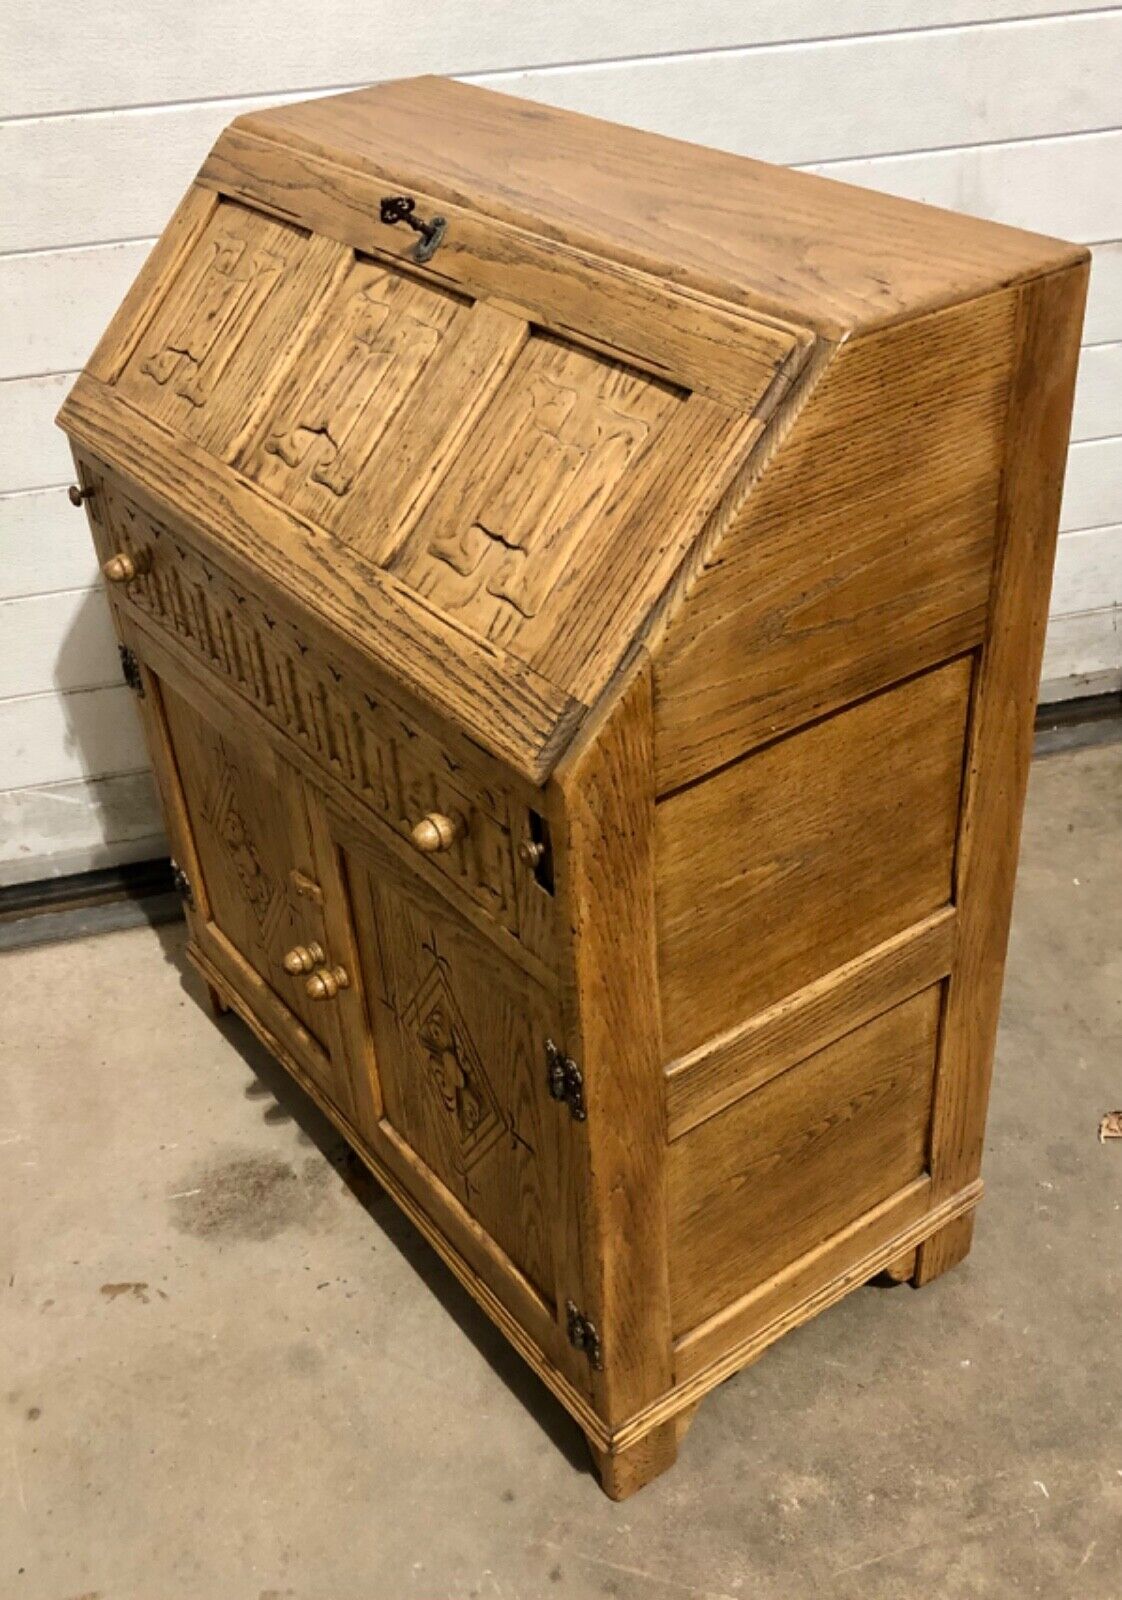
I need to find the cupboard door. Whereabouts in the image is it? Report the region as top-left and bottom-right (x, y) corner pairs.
(135, 653), (368, 1129)
(340, 826), (578, 1327)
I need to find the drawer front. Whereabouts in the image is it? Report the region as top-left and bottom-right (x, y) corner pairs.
(83, 462), (537, 942)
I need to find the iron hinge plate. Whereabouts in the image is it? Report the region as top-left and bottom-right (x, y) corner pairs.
(566, 1301), (603, 1370)
(170, 859), (195, 910)
(546, 1039), (586, 1121)
(119, 644), (144, 697)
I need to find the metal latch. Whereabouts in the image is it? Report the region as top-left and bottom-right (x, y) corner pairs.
(378, 195), (446, 263)
(546, 1039), (586, 1121)
(566, 1301), (603, 1371)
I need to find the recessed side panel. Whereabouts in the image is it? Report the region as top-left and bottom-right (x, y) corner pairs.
(115, 198), (346, 460)
(668, 985), (942, 1337)
(653, 290), (1020, 793)
(656, 657), (972, 1063)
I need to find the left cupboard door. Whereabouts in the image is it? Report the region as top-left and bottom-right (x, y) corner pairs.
(124, 634), (376, 1135)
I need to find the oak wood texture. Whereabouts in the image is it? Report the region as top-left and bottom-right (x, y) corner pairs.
(655, 660), (972, 1061)
(917, 262), (1089, 1274)
(652, 293), (1018, 793)
(665, 908), (957, 1142)
(669, 986), (942, 1334)
(552, 666), (673, 1430)
(238, 76), (1078, 340)
(200, 125), (809, 412)
(57, 76), (1086, 1499)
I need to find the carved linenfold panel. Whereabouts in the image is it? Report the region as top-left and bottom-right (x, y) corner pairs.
(391, 336), (681, 648)
(139, 232), (284, 407)
(100, 483), (522, 937)
(117, 199), (346, 459)
(239, 260), (465, 521)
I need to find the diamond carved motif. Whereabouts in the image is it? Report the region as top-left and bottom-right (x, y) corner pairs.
(401, 960), (506, 1174)
(203, 758), (284, 942)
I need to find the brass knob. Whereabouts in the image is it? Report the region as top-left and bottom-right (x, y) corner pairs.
(68, 484), (93, 507)
(306, 964), (349, 1001)
(283, 942), (325, 975)
(102, 550), (148, 583)
(410, 812), (461, 854)
(518, 839), (544, 868)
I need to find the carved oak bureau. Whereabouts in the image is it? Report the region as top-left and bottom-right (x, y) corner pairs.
(57, 76), (1087, 1498)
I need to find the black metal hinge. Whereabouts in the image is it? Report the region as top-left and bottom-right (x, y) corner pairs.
(546, 1039), (586, 1121)
(566, 1301), (603, 1371)
(170, 859), (195, 910)
(119, 644), (144, 697)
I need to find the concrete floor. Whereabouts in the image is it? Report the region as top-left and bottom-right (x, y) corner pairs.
(2, 740), (1119, 1600)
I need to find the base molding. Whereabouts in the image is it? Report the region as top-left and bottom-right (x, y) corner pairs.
(188, 933), (985, 1481)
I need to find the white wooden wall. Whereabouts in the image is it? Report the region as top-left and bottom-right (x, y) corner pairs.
(2, 2), (1119, 884)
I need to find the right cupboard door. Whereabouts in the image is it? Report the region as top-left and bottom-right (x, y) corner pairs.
(334, 818), (583, 1370)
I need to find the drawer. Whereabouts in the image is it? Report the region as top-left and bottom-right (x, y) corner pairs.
(82, 461), (545, 944)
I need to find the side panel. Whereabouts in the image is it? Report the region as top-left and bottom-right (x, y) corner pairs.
(918, 261), (1089, 1278)
(656, 659), (972, 1062)
(653, 290), (1019, 793)
(668, 986), (941, 1335)
(552, 665), (673, 1431)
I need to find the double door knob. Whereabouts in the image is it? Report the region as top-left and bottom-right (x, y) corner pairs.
(283, 942), (349, 1001)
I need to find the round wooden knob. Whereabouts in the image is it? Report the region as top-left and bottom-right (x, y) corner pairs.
(102, 551), (146, 583)
(68, 483), (93, 507)
(282, 942), (325, 975)
(306, 964), (349, 1001)
(410, 812), (461, 854)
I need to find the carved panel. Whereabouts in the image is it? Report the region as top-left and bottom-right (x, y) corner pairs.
(99, 483), (523, 939)
(156, 681), (339, 1059)
(203, 757), (285, 942)
(351, 860), (558, 1302)
(238, 259), (466, 528)
(117, 199), (346, 460)
(402, 955), (507, 1174)
(391, 335), (681, 647)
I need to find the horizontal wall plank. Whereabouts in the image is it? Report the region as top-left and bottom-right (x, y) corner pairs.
(0, 99), (270, 253)
(480, 14), (1121, 170)
(0, 588), (121, 699)
(801, 129), (1122, 244)
(0, 373), (74, 492)
(1061, 437), (1122, 533)
(1051, 524), (1122, 615)
(1071, 342), (1122, 442)
(8, 22), (1121, 253)
(1, 683), (149, 789)
(0, 487), (99, 598)
(0, 768), (164, 886)
(1085, 242), (1122, 345)
(5, 2), (1115, 120)
(1041, 605), (1122, 689)
(0, 240), (153, 380)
